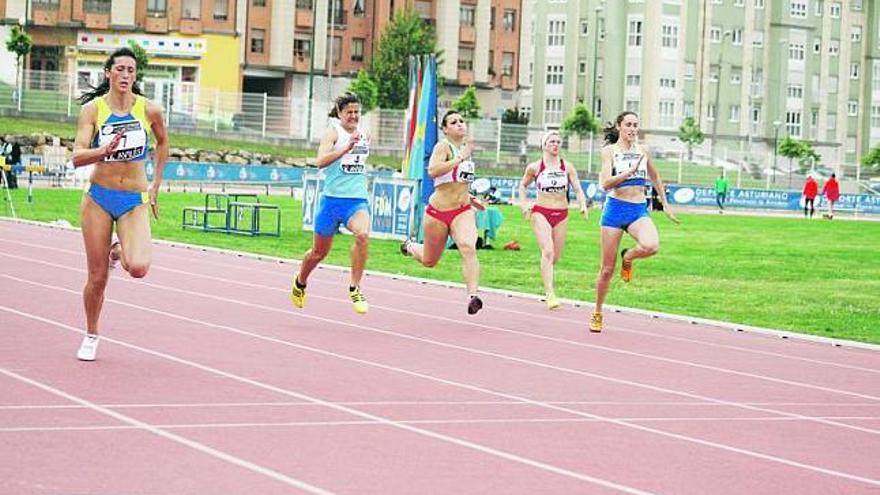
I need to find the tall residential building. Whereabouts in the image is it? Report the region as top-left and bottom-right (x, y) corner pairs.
(0, 0), (241, 103)
(528, 0), (879, 167)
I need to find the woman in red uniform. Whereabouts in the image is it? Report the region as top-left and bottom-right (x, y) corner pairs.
(822, 173), (840, 219)
(802, 175), (818, 218)
(517, 131), (588, 309)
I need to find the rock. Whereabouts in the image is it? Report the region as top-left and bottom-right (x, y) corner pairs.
(224, 154), (249, 164)
(198, 152), (223, 163)
(168, 147), (186, 157)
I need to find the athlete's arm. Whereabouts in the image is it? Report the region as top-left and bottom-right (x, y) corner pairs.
(646, 151), (680, 224)
(567, 163), (589, 216)
(427, 141), (458, 178)
(315, 126), (356, 167)
(146, 99), (168, 219)
(518, 162), (538, 213)
(72, 103), (119, 167)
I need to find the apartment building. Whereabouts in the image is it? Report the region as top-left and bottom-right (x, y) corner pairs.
(528, 0), (879, 166)
(0, 0), (241, 106)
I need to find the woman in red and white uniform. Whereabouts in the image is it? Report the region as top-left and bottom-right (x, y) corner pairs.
(518, 131), (588, 310)
(401, 110), (484, 315)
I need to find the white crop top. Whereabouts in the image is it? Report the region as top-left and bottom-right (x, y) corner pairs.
(434, 139), (475, 187)
(535, 159), (569, 194)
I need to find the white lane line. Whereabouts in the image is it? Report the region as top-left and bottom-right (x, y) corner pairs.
(0, 305), (656, 495)
(0, 367), (333, 495)
(4, 281), (880, 488)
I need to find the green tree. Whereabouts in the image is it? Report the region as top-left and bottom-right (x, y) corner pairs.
(798, 141), (821, 173)
(6, 25), (32, 107)
(778, 136), (803, 171)
(560, 103), (599, 139)
(127, 40), (150, 84)
(861, 145), (880, 173)
(452, 86), (480, 119)
(677, 117), (705, 161)
(368, 9), (440, 109)
(347, 69), (378, 113)
(501, 106), (530, 125)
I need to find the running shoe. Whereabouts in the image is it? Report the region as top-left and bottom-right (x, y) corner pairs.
(546, 294), (561, 310)
(290, 274), (306, 308)
(620, 248), (633, 283)
(349, 286), (368, 314)
(400, 238), (413, 256)
(589, 311), (603, 333)
(467, 295), (484, 315)
(77, 334), (99, 361)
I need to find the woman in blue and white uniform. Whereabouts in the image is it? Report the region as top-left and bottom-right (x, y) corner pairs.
(72, 47), (169, 360)
(590, 112), (678, 333)
(291, 93), (372, 315)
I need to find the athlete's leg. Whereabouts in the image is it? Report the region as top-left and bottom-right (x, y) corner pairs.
(406, 214), (450, 268)
(80, 194), (114, 335)
(530, 212), (556, 296)
(346, 208), (370, 288)
(114, 203), (152, 278)
(450, 208), (480, 296)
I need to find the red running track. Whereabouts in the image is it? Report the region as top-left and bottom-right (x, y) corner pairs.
(1, 219), (879, 494)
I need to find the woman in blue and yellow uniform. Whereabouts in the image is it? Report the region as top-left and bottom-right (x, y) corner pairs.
(400, 110), (484, 315)
(290, 93), (372, 315)
(590, 111), (677, 333)
(71, 47), (169, 360)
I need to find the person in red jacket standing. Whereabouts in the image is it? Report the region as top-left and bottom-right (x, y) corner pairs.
(822, 173), (840, 219)
(802, 175), (818, 218)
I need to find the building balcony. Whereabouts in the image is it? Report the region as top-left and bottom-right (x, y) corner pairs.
(84, 12), (110, 29)
(457, 69), (475, 86)
(294, 56), (311, 72)
(295, 9), (313, 27)
(32, 5), (59, 26)
(459, 25), (475, 43)
(145, 15), (168, 33)
(179, 18), (202, 35)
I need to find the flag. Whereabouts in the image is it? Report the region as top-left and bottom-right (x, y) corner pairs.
(418, 56), (438, 205)
(401, 56), (421, 176)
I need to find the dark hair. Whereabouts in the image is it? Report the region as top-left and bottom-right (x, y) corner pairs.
(830, 173), (836, 179)
(78, 47), (143, 105)
(603, 111), (639, 144)
(440, 110), (462, 128)
(328, 93), (360, 118)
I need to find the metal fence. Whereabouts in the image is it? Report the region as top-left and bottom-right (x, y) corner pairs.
(0, 69), (870, 191)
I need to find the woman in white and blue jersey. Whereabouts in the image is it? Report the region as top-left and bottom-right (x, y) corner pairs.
(71, 47), (169, 361)
(590, 112), (678, 333)
(290, 93), (371, 315)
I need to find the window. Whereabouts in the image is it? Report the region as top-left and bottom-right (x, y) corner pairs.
(626, 100), (640, 113)
(460, 6), (475, 26)
(851, 27), (862, 43)
(253, 0), (265, 7)
(710, 26), (721, 43)
(489, 7), (495, 30)
(751, 105), (761, 125)
(786, 111), (802, 136)
(659, 77), (676, 88)
(710, 64), (720, 82)
(851, 63), (860, 79)
(815, 0), (823, 15)
(544, 98), (563, 125)
(752, 69), (763, 96)
(504, 9), (516, 32)
(626, 74), (641, 86)
(520, 107), (531, 123)
(735, 0), (744, 5)
(548, 20), (565, 46)
(182, 0), (199, 18)
(33, 0), (60, 6)
(294, 38), (311, 59)
(812, 74), (820, 94)
(83, 0), (110, 13)
(353, 0), (365, 17)
(731, 28), (743, 45)
(546, 65), (564, 85)
(872, 106), (880, 128)
(579, 61), (587, 75)
(829, 75), (838, 93)
(813, 39), (821, 53)
(790, 1), (807, 18)
(829, 40), (839, 55)
(329, 36), (341, 63)
(502, 52), (514, 76)
(848, 100), (858, 116)
(351, 38), (365, 62)
(827, 113), (836, 131)
(147, 0), (166, 16)
(684, 101), (695, 118)
(789, 42), (805, 60)
(810, 109), (819, 139)
(730, 67), (741, 84)
(181, 66), (197, 82)
(296, 0), (312, 8)
(658, 100), (675, 128)
(685, 62), (695, 80)
(662, 24), (679, 48)
(707, 104), (716, 121)
(213, 0), (228, 19)
(581, 21), (589, 36)
(458, 47), (474, 71)
(755, 0), (764, 8)
(853, 0), (863, 10)
(874, 62), (880, 91)
(729, 104), (740, 122)
(753, 31), (764, 47)
(788, 84), (804, 99)
(830, 2), (840, 17)
(250, 29), (265, 53)
(628, 20), (643, 47)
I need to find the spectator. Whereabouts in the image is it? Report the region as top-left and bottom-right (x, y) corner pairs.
(802, 175), (818, 218)
(714, 172), (730, 213)
(822, 173), (840, 219)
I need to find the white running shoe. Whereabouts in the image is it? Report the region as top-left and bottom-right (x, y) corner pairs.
(77, 334), (99, 361)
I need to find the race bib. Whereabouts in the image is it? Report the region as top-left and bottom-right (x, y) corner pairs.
(340, 138), (369, 174)
(539, 170), (568, 193)
(456, 160), (475, 183)
(613, 152), (646, 179)
(98, 119), (148, 162)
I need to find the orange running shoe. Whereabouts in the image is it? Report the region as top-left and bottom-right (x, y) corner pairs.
(620, 248), (633, 283)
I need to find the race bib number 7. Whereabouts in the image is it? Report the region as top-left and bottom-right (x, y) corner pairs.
(98, 120), (147, 162)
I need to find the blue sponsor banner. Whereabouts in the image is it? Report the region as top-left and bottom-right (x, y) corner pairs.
(146, 161), (307, 184)
(371, 177), (417, 240)
(301, 173), (324, 232)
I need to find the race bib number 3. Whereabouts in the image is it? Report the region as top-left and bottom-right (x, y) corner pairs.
(99, 120), (147, 162)
(340, 143), (369, 174)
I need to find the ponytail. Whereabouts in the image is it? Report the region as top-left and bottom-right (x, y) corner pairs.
(603, 111), (638, 145)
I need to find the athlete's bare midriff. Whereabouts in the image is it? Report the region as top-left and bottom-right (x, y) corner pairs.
(429, 182), (470, 210)
(89, 160), (148, 192)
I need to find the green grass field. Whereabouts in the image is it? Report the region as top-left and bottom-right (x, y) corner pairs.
(3, 187), (878, 344)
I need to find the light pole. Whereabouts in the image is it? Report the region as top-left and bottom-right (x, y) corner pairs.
(709, 31), (731, 171)
(772, 120), (782, 184)
(587, 2), (603, 175)
(305, 2), (317, 143)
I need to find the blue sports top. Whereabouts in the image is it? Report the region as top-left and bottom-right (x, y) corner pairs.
(91, 95), (152, 162)
(322, 119), (370, 199)
(610, 143), (649, 189)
